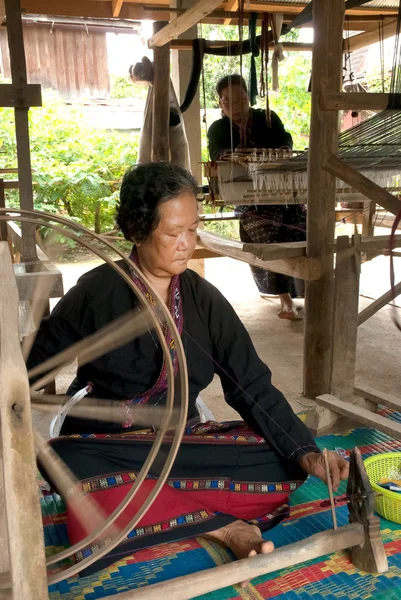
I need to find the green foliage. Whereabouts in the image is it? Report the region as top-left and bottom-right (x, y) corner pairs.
(110, 75), (149, 103)
(0, 91), (140, 237)
(365, 67), (392, 94)
(110, 75), (135, 99)
(203, 206), (240, 240)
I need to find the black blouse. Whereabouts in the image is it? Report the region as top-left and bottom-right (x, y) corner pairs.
(28, 263), (318, 462)
(207, 108), (293, 161)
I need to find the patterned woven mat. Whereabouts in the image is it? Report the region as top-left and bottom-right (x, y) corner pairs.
(46, 416), (401, 600)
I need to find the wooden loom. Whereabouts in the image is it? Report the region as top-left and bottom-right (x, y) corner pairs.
(195, 0), (401, 441)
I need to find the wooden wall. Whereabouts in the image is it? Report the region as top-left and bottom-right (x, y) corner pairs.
(0, 23), (110, 98)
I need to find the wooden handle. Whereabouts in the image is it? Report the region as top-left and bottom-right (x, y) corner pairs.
(111, 524), (364, 600)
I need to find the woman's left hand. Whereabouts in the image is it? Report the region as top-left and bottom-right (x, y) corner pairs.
(298, 451), (349, 492)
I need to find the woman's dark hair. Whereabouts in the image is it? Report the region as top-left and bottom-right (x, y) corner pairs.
(116, 162), (198, 243)
(216, 74), (248, 98)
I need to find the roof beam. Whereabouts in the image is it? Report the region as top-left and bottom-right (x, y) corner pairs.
(111, 0), (123, 17)
(13, 0), (400, 23)
(171, 38), (312, 51)
(223, 0), (238, 25)
(345, 17), (397, 52)
(148, 0), (223, 48)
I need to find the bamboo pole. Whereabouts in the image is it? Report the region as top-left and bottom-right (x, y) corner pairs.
(303, 0), (344, 398)
(151, 21), (170, 162)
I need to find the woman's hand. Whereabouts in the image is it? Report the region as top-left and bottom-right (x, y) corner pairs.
(299, 451), (349, 492)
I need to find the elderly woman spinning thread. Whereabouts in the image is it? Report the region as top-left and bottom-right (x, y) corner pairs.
(28, 162), (347, 582)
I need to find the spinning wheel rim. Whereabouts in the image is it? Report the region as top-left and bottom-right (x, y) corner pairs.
(0, 208), (189, 583)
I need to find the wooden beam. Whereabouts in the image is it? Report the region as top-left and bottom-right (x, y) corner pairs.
(198, 230), (321, 280)
(148, 0), (223, 48)
(0, 243), (48, 599)
(303, 0), (344, 399)
(5, 0), (38, 262)
(354, 385), (401, 413)
(316, 393), (401, 440)
(111, 524), (364, 600)
(10, 0), (400, 21)
(321, 92), (394, 112)
(111, 0), (123, 17)
(170, 39), (313, 51)
(357, 234), (401, 251)
(151, 21), (170, 161)
(331, 235), (361, 397)
(323, 153), (401, 217)
(358, 281), (401, 326)
(0, 84), (41, 108)
(242, 241), (307, 260)
(191, 246), (220, 259)
(345, 18), (397, 52)
(223, 0), (237, 25)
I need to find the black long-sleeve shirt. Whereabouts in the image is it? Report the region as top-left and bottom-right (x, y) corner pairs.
(207, 108), (293, 161)
(28, 263), (318, 462)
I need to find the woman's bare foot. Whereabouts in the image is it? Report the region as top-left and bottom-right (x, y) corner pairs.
(278, 293), (303, 321)
(203, 520), (274, 588)
(277, 306), (304, 321)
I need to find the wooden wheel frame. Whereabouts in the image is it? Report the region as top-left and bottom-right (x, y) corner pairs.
(0, 208), (189, 593)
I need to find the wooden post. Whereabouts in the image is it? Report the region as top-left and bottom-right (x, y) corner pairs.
(152, 21), (170, 162)
(0, 243), (48, 599)
(362, 201), (376, 262)
(0, 181), (7, 243)
(303, 0), (345, 398)
(5, 0), (38, 263)
(331, 235), (361, 397)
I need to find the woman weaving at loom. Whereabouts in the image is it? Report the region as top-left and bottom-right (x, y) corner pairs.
(28, 162), (347, 579)
(208, 74), (306, 321)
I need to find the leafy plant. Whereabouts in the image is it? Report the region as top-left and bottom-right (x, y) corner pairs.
(0, 91), (140, 240)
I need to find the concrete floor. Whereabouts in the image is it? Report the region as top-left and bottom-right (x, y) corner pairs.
(32, 251), (401, 439)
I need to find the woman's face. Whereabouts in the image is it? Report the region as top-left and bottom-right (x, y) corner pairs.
(137, 190), (199, 278)
(219, 83), (250, 125)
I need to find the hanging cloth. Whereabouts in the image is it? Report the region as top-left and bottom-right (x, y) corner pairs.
(271, 13), (284, 92)
(131, 57), (191, 171)
(138, 82), (191, 171)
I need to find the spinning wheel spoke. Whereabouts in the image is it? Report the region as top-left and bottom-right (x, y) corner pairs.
(34, 430), (116, 543)
(21, 271), (55, 362)
(31, 394), (180, 429)
(0, 209), (189, 587)
(28, 309), (150, 392)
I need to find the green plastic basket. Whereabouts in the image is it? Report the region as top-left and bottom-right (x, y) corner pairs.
(364, 452), (401, 524)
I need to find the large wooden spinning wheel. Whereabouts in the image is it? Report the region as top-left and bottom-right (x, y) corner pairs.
(0, 208), (188, 598)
